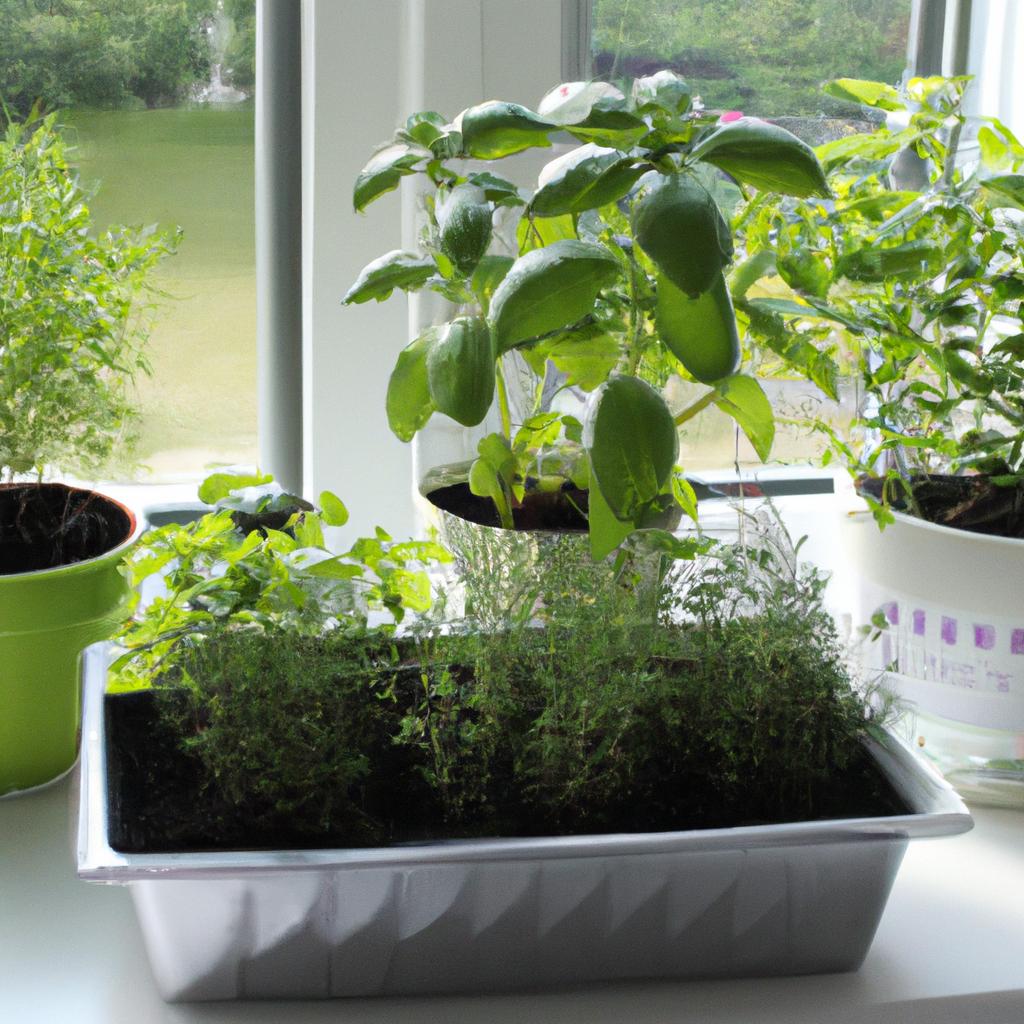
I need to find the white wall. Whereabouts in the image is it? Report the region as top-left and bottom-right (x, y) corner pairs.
(301, 0), (569, 544)
(302, 0), (567, 545)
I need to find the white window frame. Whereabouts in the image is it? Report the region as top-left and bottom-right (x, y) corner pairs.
(293, 0), (980, 543)
(299, 0), (568, 541)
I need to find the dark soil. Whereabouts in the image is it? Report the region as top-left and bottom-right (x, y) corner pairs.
(428, 482), (590, 531)
(105, 688), (910, 855)
(859, 473), (1024, 539)
(0, 483), (132, 574)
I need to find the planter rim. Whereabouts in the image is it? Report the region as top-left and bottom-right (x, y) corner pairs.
(419, 459), (681, 540)
(846, 505), (1024, 553)
(75, 644), (973, 883)
(0, 483), (142, 581)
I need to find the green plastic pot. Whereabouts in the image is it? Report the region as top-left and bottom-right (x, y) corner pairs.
(0, 487), (140, 795)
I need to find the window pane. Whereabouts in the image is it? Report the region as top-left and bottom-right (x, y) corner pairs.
(1, 0), (257, 481)
(591, 0), (913, 119)
(589, 0), (910, 472)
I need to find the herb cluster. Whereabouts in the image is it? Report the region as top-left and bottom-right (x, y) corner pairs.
(0, 111), (174, 480)
(118, 514), (898, 851)
(735, 76), (1024, 535)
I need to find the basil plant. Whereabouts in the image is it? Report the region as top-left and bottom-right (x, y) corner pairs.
(734, 76), (1024, 535)
(344, 74), (829, 557)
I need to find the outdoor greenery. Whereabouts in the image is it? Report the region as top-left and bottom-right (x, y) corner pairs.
(592, 0), (911, 117)
(0, 112), (174, 480)
(0, 0), (255, 115)
(124, 504), (894, 844)
(734, 76), (1024, 536)
(345, 74), (829, 558)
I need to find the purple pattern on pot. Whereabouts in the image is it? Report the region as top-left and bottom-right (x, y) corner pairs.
(1012, 629), (1024, 656)
(974, 624), (996, 651)
(941, 617), (957, 646)
(912, 609), (926, 637)
(884, 602), (899, 626)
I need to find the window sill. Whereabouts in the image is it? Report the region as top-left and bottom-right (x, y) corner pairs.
(1, 776), (1021, 1022)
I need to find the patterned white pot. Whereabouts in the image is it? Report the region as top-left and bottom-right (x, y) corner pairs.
(843, 508), (1024, 805)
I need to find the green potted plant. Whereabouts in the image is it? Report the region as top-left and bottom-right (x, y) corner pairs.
(343, 74), (831, 566)
(77, 473), (970, 1000)
(733, 75), (1024, 800)
(0, 111), (173, 794)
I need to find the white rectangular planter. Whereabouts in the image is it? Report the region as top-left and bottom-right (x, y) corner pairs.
(75, 644), (972, 1002)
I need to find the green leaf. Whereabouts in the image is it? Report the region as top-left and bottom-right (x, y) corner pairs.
(530, 324), (622, 391)
(426, 316), (496, 426)
(198, 470), (273, 505)
(690, 117), (830, 198)
(516, 212), (577, 253)
(585, 375), (679, 520)
(822, 78), (904, 111)
(657, 271), (740, 384)
(403, 111), (447, 147)
(538, 82), (647, 148)
(631, 172), (732, 298)
(470, 255), (514, 317)
(671, 473), (699, 521)
(458, 101), (554, 159)
(714, 375), (775, 462)
(466, 171), (524, 206)
(564, 106), (647, 148)
(980, 174), (1024, 211)
(436, 183), (492, 276)
(587, 473), (636, 560)
(837, 241), (943, 283)
(318, 491), (349, 527)
(729, 250), (776, 299)
(631, 70), (692, 115)
(469, 433), (517, 528)
(343, 250), (435, 304)
(531, 144), (644, 217)
(488, 239), (621, 352)
(777, 250), (831, 298)
(353, 143), (424, 211)
(386, 330), (436, 441)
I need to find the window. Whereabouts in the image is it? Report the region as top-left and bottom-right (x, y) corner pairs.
(1, 0), (258, 482)
(585, 0), (914, 473)
(590, 0), (913, 121)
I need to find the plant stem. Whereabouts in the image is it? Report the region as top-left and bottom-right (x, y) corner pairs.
(495, 358), (513, 440)
(941, 117), (964, 191)
(627, 259), (644, 375)
(674, 388), (717, 426)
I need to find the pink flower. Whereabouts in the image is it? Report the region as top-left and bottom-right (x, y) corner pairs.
(720, 110), (743, 123)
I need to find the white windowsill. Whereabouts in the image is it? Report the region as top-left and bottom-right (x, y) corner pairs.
(1, 776), (1022, 1023)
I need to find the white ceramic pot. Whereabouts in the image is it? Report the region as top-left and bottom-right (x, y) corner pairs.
(842, 508), (1024, 805)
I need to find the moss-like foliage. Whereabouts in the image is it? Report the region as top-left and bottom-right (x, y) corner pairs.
(135, 520), (899, 850)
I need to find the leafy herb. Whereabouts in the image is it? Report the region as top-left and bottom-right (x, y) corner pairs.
(111, 472), (449, 690)
(343, 74), (826, 547)
(737, 76), (1024, 535)
(0, 111), (175, 480)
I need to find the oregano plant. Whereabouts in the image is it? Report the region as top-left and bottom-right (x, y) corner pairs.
(111, 471), (450, 690)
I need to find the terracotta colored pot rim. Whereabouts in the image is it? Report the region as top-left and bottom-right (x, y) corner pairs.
(0, 482), (141, 580)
